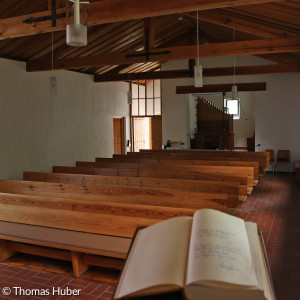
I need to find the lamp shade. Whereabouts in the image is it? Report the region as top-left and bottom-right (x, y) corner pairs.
(66, 0), (88, 46)
(194, 64), (203, 88)
(127, 90), (132, 104)
(232, 85), (238, 99)
(66, 24), (87, 46)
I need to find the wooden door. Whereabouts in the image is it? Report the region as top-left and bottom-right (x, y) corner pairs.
(113, 117), (125, 154)
(150, 116), (162, 150)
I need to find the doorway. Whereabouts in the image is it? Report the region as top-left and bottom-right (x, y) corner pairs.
(113, 117), (125, 154)
(132, 116), (162, 152)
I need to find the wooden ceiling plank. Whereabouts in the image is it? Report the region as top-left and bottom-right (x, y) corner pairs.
(28, 31), (66, 61)
(27, 37), (300, 72)
(0, 0), (283, 40)
(226, 6), (300, 30)
(94, 64), (300, 82)
(58, 21), (144, 60)
(194, 10), (296, 38)
(176, 82), (266, 94)
(54, 21), (138, 60)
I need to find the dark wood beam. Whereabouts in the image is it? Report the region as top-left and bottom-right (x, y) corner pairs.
(144, 18), (154, 50)
(27, 37), (300, 72)
(94, 64), (300, 82)
(176, 82), (266, 94)
(0, 0), (283, 40)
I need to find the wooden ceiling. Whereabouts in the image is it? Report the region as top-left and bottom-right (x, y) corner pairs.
(0, 0), (299, 82)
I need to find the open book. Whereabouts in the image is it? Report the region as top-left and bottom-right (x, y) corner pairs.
(113, 209), (275, 300)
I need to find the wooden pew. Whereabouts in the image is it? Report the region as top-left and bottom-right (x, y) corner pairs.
(135, 149), (270, 172)
(0, 179), (229, 209)
(75, 161), (255, 188)
(0, 193), (196, 277)
(0, 189), (213, 277)
(52, 165), (251, 194)
(125, 153), (266, 176)
(96, 156), (260, 181)
(24, 171), (244, 206)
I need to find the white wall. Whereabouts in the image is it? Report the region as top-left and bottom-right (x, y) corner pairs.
(161, 56), (300, 167)
(0, 58), (130, 179)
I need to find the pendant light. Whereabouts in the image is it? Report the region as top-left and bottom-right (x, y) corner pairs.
(50, 32), (57, 95)
(194, 10), (203, 88)
(232, 28), (238, 100)
(66, 0), (89, 46)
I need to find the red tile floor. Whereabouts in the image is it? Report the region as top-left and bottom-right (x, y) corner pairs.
(0, 173), (299, 299)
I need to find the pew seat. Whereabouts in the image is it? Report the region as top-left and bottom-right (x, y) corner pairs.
(0, 193), (204, 277)
(0, 221), (130, 277)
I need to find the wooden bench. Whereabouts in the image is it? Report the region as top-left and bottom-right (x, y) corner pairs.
(132, 150), (270, 173)
(124, 153), (266, 176)
(75, 161), (256, 189)
(96, 156), (260, 181)
(0, 190), (206, 277)
(24, 171), (245, 205)
(0, 179), (229, 210)
(52, 165), (251, 194)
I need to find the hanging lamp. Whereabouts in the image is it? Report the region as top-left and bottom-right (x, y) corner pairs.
(66, 0), (89, 46)
(194, 10), (203, 88)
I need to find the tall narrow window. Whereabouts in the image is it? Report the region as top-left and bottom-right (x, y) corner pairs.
(131, 80), (161, 117)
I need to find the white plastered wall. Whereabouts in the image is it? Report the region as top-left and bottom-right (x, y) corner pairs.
(161, 56), (300, 169)
(0, 58), (130, 179)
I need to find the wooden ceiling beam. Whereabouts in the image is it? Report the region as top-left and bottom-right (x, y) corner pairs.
(144, 18), (155, 50)
(0, 0), (283, 40)
(176, 82), (266, 94)
(94, 64), (300, 82)
(27, 37), (300, 72)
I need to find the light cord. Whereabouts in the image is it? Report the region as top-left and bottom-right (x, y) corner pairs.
(196, 10), (199, 65)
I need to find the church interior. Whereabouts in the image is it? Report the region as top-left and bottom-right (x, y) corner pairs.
(0, 1), (300, 299)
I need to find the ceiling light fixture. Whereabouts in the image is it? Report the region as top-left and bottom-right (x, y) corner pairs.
(194, 10), (203, 88)
(66, 0), (89, 46)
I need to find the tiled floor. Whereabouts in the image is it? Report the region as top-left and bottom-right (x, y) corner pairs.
(0, 265), (114, 299)
(0, 173), (299, 299)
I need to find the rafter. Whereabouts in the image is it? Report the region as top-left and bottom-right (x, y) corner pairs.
(0, 0), (283, 40)
(94, 64), (300, 82)
(27, 37), (300, 72)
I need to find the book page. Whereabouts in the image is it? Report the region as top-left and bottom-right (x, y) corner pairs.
(185, 209), (258, 288)
(114, 216), (193, 299)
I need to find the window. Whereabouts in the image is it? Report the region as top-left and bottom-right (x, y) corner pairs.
(225, 98), (240, 119)
(131, 80), (161, 117)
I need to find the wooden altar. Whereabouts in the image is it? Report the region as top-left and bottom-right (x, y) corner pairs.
(192, 97), (234, 150)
